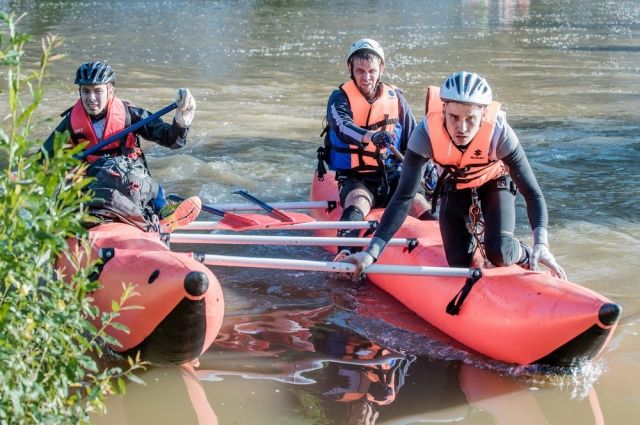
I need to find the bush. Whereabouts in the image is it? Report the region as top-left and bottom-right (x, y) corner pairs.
(0, 12), (144, 424)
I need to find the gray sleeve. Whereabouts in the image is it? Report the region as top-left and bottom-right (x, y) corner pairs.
(407, 117), (433, 159)
(493, 112), (519, 160)
(366, 149), (428, 259)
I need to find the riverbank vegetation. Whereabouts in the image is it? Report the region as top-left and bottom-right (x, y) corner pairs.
(0, 12), (143, 424)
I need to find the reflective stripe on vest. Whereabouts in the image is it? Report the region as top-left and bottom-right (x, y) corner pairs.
(329, 81), (400, 173)
(70, 96), (137, 163)
(426, 86), (506, 189)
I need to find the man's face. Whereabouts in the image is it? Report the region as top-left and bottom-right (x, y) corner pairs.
(350, 57), (383, 101)
(80, 83), (112, 116)
(443, 102), (486, 146)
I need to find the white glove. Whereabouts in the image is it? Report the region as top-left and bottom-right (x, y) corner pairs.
(531, 243), (567, 280)
(174, 88), (196, 128)
(341, 251), (375, 277)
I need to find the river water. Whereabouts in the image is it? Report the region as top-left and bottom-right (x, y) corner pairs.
(2, 0), (639, 423)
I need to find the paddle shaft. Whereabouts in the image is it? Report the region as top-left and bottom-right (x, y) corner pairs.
(79, 102), (178, 159)
(232, 190), (295, 222)
(388, 145), (432, 193)
(170, 233), (415, 248)
(202, 254), (480, 278)
(180, 220), (378, 231)
(197, 200), (335, 212)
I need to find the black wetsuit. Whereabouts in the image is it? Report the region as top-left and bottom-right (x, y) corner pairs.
(367, 114), (548, 267)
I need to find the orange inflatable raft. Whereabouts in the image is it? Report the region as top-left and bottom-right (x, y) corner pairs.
(57, 222), (224, 366)
(310, 172), (621, 367)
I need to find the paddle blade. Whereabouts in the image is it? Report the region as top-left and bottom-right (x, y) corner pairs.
(218, 212), (263, 229)
(216, 212), (314, 231)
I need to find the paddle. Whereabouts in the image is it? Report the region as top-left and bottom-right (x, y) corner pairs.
(167, 194), (315, 231)
(167, 194), (264, 229)
(232, 189), (314, 224)
(201, 254), (481, 279)
(189, 200), (337, 212)
(179, 219), (378, 232)
(78, 102), (178, 160)
(169, 233), (418, 250)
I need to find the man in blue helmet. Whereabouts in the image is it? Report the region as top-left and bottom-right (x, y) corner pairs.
(320, 39), (434, 265)
(342, 71), (566, 279)
(42, 61), (200, 232)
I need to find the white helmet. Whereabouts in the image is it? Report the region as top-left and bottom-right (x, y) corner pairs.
(440, 71), (492, 106)
(347, 38), (385, 64)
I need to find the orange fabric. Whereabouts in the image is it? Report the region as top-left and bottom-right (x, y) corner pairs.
(310, 172), (619, 366)
(426, 86), (506, 189)
(70, 96), (137, 163)
(341, 80), (399, 170)
(56, 222), (224, 364)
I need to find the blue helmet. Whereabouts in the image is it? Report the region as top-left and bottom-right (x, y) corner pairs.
(74, 61), (115, 85)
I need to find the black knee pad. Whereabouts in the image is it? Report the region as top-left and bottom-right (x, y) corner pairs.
(340, 205), (365, 222)
(337, 206), (366, 249)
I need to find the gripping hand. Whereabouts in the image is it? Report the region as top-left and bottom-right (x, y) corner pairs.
(341, 251), (375, 280)
(370, 131), (394, 149)
(174, 88), (196, 128)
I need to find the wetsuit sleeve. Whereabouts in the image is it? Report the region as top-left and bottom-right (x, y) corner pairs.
(367, 148), (428, 259)
(41, 115), (71, 159)
(497, 122), (549, 231)
(326, 89), (368, 147)
(406, 118), (433, 158)
(396, 90), (416, 153)
(128, 105), (189, 149)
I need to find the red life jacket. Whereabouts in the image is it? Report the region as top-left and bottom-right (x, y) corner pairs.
(70, 96), (138, 163)
(426, 86), (507, 189)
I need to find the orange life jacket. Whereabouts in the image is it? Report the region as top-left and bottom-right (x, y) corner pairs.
(426, 86), (506, 189)
(70, 96), (138, 163)
(327, 80), (400, 173)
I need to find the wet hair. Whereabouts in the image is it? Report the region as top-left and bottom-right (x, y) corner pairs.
(348, 50), (382, 67)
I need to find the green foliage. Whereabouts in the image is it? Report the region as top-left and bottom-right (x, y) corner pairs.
(0, 12), (145, 424)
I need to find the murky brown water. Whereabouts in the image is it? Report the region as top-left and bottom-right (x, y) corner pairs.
(2, 0), (639, 423)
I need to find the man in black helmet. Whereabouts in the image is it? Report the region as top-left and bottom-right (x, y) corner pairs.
(42, 61), (200, 232)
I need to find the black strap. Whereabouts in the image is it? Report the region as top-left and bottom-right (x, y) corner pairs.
(446, 268), (482, 316)
(430, 167), (455, 215)
(366, 116), (399, 130)
(316, 147), (328, 181)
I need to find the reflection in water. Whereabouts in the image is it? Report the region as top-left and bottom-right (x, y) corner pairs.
(191, 309), (605, 425)
(461, 0), (531, 29)
(92, 364), (217, 425)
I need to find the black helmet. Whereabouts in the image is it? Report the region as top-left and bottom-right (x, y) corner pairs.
(74, 61), (116, 85)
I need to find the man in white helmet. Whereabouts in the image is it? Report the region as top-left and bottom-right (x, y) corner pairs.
(343, 71), (566, 280)
(42, 61), (200, 232)
(319, 39), (433, 264)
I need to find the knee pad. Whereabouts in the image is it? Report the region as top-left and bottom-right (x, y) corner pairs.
(484, 236), (519, 267)
(337, 205), (366, 242)
(340, 205), (365, 222)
